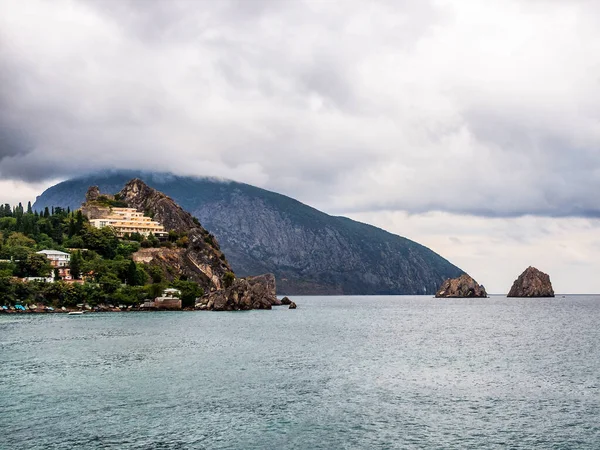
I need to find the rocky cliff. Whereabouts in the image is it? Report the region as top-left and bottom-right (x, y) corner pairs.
(435, 274), (488, 298)
(197, 273), (280, 311)
(118, 179), (200, 235)
(119, 179), (233, 292)
(507, 267), (555, 297)
(81, 179), (232, 293)
(35, 170), (465, 295)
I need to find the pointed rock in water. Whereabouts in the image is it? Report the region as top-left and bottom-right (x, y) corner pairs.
(280, 296), (292, 305)
(435, 274), (488, 298)
(507, 266), (554, 297)
(288, 302), (297, 309)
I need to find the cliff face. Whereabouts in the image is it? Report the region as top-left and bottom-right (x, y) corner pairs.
(507, 267), (555, 297)
(435, 274), (488, 298)
(35, 171), (465, 295)
(118, 179), (232, 292)
(117, 179), (199, 234)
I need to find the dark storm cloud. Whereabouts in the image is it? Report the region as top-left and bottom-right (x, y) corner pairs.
(0, 126), (34, 161)
(1, 0), (600, 218)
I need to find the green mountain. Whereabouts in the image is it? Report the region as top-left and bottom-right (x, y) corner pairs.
(33, 171), (464, 294)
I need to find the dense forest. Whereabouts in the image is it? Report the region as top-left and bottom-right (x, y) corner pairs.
(0, 202), (203, 308)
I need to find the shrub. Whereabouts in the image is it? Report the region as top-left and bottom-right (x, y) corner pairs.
(223, 271), (235, 288)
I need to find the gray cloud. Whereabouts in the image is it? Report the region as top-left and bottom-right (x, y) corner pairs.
(1, 0), (599, 217)
(0, 126), (33, 160)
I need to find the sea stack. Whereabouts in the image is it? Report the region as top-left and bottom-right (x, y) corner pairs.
(435, 274), (488, 298)
(507, 266), (555, 297)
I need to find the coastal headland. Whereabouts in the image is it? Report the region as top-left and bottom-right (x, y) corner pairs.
(0, 179), (293, 312)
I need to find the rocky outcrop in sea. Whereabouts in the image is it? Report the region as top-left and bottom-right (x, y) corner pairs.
(507, 266), (555, 297)
(197, 274), (280, 311)
(435, 274), (488, 298)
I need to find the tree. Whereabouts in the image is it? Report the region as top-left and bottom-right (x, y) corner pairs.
(30, 253), (52, 277)
(17, 253), (51, 278)
(176, 236), (189, 248)
(126, 260), (138, 286)
(6, 232), (36, 248)
(147, 233), (160, 248)
(82, 226), (119, 258)
(223, 271), (235, 288)
(70, 251), (82, 280)
(147, 282), (166, 299)
(67, 217), (76, 238)
(172, 280), (204, 308)
(0, 276), (16, 304)
(99, 273), (121, 294)
(75, 210), (84, 234)
(148, 265), (163, 283)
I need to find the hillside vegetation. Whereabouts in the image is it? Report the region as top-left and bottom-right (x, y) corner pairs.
(0, 202), (203, 308)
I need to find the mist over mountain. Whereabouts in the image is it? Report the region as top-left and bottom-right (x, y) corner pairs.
(34, 171), (464, 294)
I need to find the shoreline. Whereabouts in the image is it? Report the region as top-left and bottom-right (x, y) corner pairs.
(0, 304), (293, 314)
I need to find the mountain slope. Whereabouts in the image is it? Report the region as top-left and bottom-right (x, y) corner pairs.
(34, 170), (464, 294)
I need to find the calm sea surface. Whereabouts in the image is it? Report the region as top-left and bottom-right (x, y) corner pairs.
(1, 295), (599, 449)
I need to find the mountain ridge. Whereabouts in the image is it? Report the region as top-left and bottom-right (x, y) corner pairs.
(34, 170), (464, 295)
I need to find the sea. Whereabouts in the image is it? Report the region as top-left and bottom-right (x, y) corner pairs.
(1, 295), (599, 449)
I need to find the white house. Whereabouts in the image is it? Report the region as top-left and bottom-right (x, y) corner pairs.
(162, 288), (182, 298)
(36, 250), (72, 280)
(36, 250), (70, 268)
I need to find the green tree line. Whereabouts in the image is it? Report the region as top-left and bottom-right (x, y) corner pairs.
(0, 203), (203, 308)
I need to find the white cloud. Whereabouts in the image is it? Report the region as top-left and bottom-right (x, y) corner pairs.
(0, 179), (57, 207)
(1, 0), (599, 216)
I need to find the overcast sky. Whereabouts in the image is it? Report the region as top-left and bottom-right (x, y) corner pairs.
(2, 0), (600, 293)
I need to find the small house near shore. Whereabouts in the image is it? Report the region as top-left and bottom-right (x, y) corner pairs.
(141, 288), (182, 310)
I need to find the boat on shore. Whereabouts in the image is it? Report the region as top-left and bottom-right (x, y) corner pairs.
(68, 311), (84, 315)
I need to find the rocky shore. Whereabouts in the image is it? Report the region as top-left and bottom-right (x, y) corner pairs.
(1, 296), (297, 314)
(196, 274), (280, 311)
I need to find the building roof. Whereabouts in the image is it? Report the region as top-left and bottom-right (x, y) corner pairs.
(37, 250), (70, 256)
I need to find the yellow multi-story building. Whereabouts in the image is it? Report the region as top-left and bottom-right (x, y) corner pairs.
(89, 208), (168, 238)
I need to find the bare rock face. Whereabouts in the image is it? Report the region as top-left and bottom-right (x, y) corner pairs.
(507, 267), (555, 297)
(85, 186), (101, 202)
(81, 186), (111, 220)
(435, 274), (488, 298)
(199, 274), (280, 311)
(118, 179), (198, 234)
